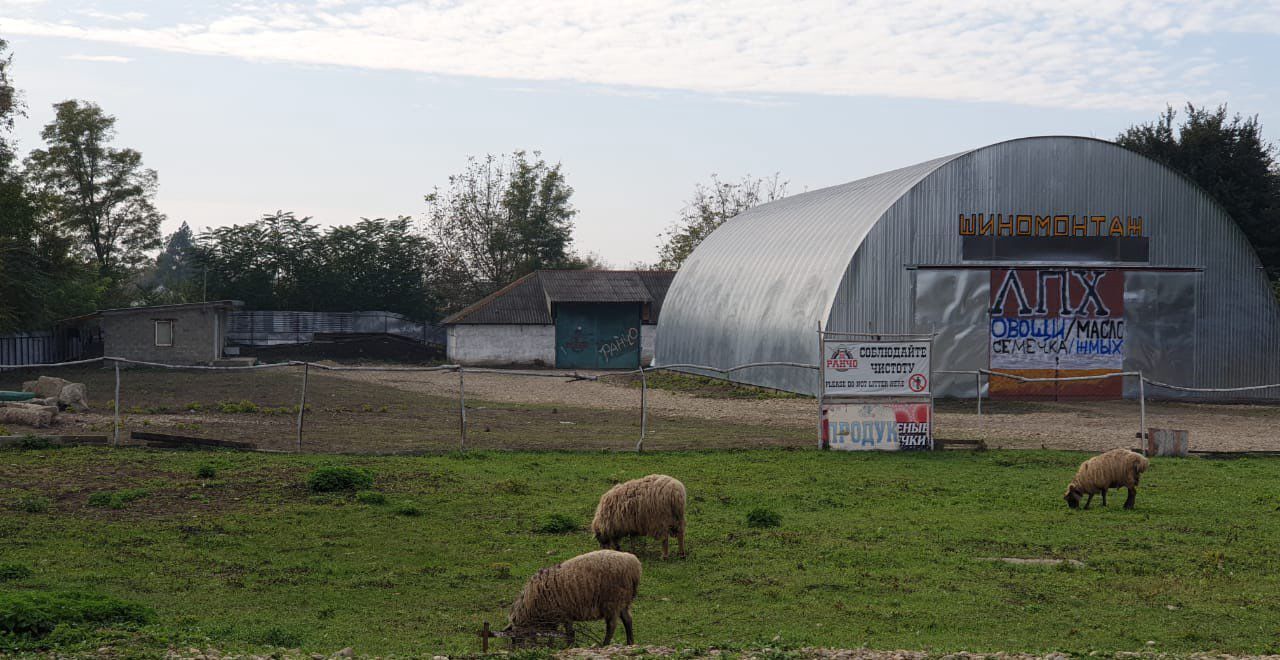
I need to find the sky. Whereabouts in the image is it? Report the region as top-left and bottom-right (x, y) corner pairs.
(2, 0), (1279, 267)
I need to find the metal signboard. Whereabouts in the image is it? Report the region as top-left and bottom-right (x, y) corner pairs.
(821, 402), (932, 451)
(822, 341), (931, 397)
(818, 329), (934, 451)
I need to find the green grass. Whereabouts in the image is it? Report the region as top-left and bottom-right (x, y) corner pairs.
(1, 447), (1278, 656)
(632, 371), (802, 400)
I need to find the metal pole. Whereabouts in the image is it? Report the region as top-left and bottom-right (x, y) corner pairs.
(1138, 372), (1147, 454)
(113, 361), (121, 447)
(816, 321), (824, 449)
(975, 371), (982, 419)
(458, 367), (467, 451)
(636, 365), (648, 453)
(296, 362), (309, 452)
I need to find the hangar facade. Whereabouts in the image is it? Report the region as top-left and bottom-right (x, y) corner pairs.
(655, 136), (1280, 399)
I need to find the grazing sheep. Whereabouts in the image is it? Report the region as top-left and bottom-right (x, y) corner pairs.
(503, 549), (641, 647)
(592, 474), (686, 559)
(1064, 448), (1150, 510)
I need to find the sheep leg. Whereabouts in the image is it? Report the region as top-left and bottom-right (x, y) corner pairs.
(1101, 489), (1107, 507)
(603, 616), (617, 646)
(661, 537), (670, 560)
(1124, 487), (1136, 509)
(677, 529), (687, 559)
(621, 607), (634, 645)
(1084, 493), (1094, 509)
(564, 622), (575, 648)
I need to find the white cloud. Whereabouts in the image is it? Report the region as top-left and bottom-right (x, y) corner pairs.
(62, 53), (133, 63)
(4, 0), (1280, 110)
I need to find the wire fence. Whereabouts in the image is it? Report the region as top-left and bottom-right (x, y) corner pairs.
(4, 356), (1280, 454)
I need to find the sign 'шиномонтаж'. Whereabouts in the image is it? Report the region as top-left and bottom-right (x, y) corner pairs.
(959, 213), (1144, 237)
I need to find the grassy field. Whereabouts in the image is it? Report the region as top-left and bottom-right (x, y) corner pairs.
(2, 446), (1278, 656)
(0, 366), (812, 452)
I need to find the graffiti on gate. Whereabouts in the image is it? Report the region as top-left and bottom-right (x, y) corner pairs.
(598, 327), (639, 361)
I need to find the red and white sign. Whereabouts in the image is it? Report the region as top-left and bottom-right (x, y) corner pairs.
(822, 341), (931, 397)
(822, 402), (932, 451)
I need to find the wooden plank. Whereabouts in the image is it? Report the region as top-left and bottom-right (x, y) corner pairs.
(130, 431), (256, 450)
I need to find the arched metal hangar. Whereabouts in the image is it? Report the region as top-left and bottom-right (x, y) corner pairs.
(655, 136), (1280, 400)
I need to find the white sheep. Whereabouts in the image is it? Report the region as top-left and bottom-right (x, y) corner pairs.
(1064, 448), (1150, 509)
(591, 474), (686, 559)
(503, 549), (642, 647)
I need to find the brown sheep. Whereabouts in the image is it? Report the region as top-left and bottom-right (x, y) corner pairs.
(1064, 448), (1150, 510)
(503, 549), (641, 647)
(592, 474), (686, 559)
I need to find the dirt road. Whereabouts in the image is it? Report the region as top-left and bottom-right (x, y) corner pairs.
(328, 367), (1280, 452)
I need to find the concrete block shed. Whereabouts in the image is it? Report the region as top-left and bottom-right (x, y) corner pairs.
(443, 270), (675, 368)
(98, 301), (242, 365)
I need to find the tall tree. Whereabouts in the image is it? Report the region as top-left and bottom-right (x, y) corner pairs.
(0, 39), (99, 331)
(194, 211), (318, 310)
(656, 173), (787, 270)
(425, 151), (578, 307)
(25, 100), (164, 294)
(136, 222), (202, 305)
(311, 217), (443, 319)
(1117, 104), (1280, 275)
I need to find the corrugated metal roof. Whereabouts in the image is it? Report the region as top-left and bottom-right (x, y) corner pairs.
(443, 270), (676, 325)
(655, 154), (961, 392)
(442, 273), (550, 325)
(655, 136), (1280, 398)
(540, 270), (654, 302)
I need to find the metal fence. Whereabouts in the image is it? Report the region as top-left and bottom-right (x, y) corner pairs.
(4, 355), (1280, 454)
(227, 311), (445, 348)
(0, 332), (57, 366)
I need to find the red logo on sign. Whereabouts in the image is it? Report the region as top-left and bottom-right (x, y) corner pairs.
(826, 348), (857, 372)
(908, 374), (928, 393)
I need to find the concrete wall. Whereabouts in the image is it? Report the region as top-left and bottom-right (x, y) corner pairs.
(102, 307), (228, 365)
(447, 324), (555, 367)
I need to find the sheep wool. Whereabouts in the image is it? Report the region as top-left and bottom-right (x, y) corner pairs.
(1064, 448), (1150, 509)
(591, 474), (686, 559)
(507, 549), (641, 647)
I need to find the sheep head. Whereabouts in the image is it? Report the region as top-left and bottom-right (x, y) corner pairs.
(1064, 486), (1082, 509)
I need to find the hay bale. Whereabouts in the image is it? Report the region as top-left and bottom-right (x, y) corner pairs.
(19, 377), (88, 412)
(58, 383), (89, 412)
(24, 376), (70, 399)
(0, 402), (58, 427)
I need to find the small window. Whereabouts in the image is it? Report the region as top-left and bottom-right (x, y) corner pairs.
(154, 320), (174, 347)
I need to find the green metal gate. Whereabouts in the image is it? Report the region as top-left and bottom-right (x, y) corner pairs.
(554, 303), (641, 369)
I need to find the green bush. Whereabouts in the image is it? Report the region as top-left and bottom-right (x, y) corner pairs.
(86, 488), (149, 510)
(393, 503), (422, 517)
(356, 490), (387, 505)
(3, 435), (56, 451)
(746, 507), (781, 529)
(0, 564), (33, 581)
(494, 479), (530, 495)
(196, 464), (217, 479)
(306, 466), (375, 493)
(258, 626), (303, 648)
(536, 513), (579, 534)
(216, 400), (259, 414)
(0, 592), (152, 638)
(13, 493), (49, 513)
